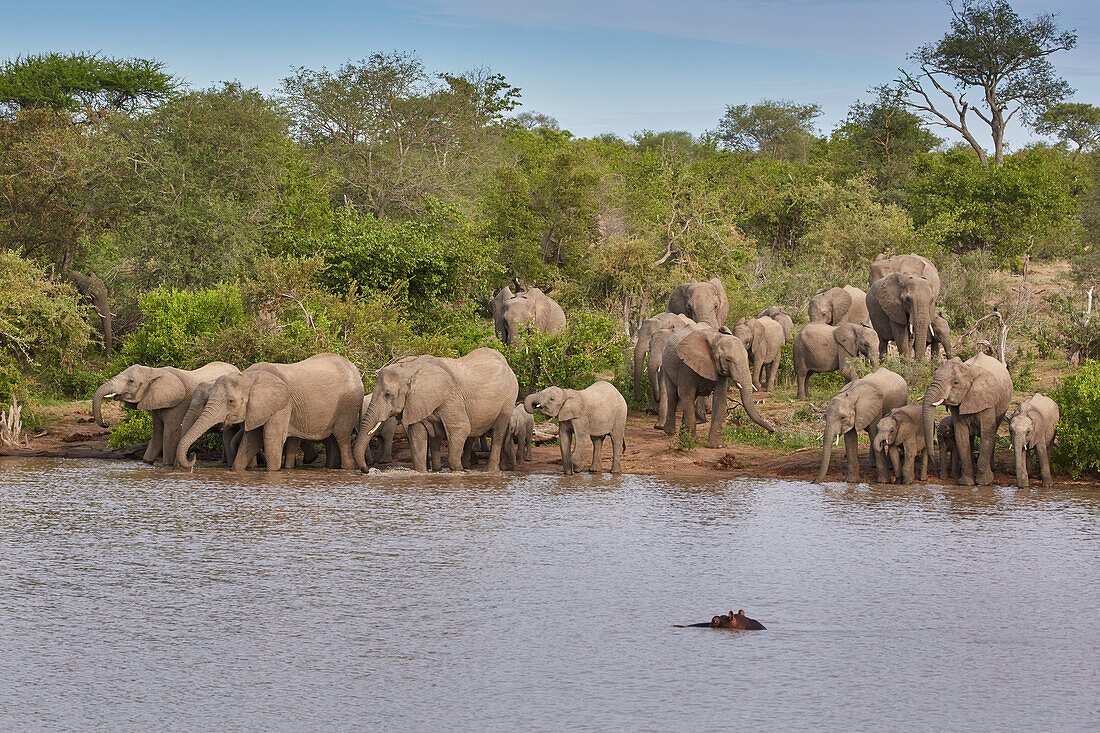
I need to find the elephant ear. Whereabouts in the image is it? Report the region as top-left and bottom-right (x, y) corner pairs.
(833, 288), (853, 320)
(834, 326), (859, 358)
(558, 392), (584, 422)
(751, 320), (767, 350)
(876, 276), (908, 324)
(137, 371), (187, 411)
(244, 372), (291, 431)
(402, 362), (454, 425)
(958, 366), (999, 416)
(676, 331), (717, 382)
(853, 386), (885, 428)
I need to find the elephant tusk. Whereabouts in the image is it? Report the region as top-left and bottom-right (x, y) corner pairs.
(834, 435), (841, 447)
(365, 421), (383, 437)
(908, 323), (914, 336)
(929, 324), (936, 338)
(932, 399), (944, 406)
(104, 392), (117, 398)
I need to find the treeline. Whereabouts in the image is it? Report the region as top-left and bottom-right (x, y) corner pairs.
(1, 17), (1100, 423)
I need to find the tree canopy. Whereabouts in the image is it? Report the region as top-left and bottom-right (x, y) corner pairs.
(714, 99), (821, 160)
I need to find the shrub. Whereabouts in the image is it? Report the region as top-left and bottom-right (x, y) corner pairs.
(108, 408), (151, 448)
(497, 310), (628, 395)
(1051, 361), (1100, 478)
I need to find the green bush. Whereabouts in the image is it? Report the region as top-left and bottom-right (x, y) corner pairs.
(497, 310), (628, 395)
(109, 408), (151, 448)
(1051, 361), (1100, 478)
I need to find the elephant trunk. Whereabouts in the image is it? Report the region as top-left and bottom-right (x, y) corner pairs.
(92, 377), (122, 428)
(816, 424), (837, 483)
(912, 307), (931, 361)
(633, 336), (649, 402)
(922, 378), (947, 475)
(354, 399), (389, 473)
(523, 394), (543, 415)
(737, 378), (774, 433)
(1013, 432), (1029, 488)
(177, 402), (226, 469)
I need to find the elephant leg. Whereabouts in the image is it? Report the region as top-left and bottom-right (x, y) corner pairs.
(301, 440), (319, 465)
(162, 418), (181, 468)
(693, 396), (708, 425)
(283, 436), (301, 468)
(590, 435), (604, 472)
(975, 412), (996, 486)
(868, 425), (889, 483)
(486, 413), (509, 473)
(221, 426), (236, 465)
(657, 373), (675, 433)
(901, 448), (916, 485)
(502, 432), (517, 470)
(333, 431), (354, 471)
(918, 446), (928, 481)
(752, 358), (763, 391)
(888, 446), (902, 483)
(407, 423), (429, 473)
(263, 430), (286, 473)
(571, 424), (590, 473)
(379, 419), (395, 463)
(892, 322), (911, 358)
(955, 420), (975, 486)
(610, 429), (623, 474)
(559, 423), (575, 475)
(765, 359), (779, 392)
(232, 429), (261, 472)
(143, 415), (164, 463)
(797, 368), (810, 400)
(679, 384), (698, 441)
(843, 430), (860, 483)
(462, 438), (477, 469)
(442, 423), (469, 472)
(647, 362), (661, 413)
(1038, 440), (1053, 487)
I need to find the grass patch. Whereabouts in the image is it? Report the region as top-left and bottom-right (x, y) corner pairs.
(723, 422), (821, 452)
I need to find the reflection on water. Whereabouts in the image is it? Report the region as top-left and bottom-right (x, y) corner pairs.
(1, 458), (1098, 731)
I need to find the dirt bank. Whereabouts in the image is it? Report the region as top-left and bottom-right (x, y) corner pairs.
(11, 398), (1096, 488)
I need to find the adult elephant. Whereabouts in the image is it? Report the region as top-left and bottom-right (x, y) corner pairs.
(656, 325), (774, 447)
(356, 348), (518, 473)
(869, 253), (941, 300)
(633, 311), (694, 406)
(793, 323), (879, 399)
(808, 286), (869, 326)
(496, 287), (566, 345)
(61, 266), (113, 357)
(758, 307), (794, 342)
(867, 273), (937, 360)
(921, 353), (1013, 486)
(732, 317), (784, 391)
(176, 353), (364, 472)
(667, 278), (729, 330)
(93, 361), (239, 466)
(815, 368), (907, 484)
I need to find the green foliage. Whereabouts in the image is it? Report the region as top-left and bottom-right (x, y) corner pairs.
(1035, 102), (1100, 156)
(0, 250), (94, 395)
(722, 423), (820, 452)
(497, 311), (627, 395)
(114, 285), (247, 369)
(714, 99), (822, 160)
(1051, 361), (1100, 477)
(108, 408), (151, 448)
(0, 52), (175, 117)
(797, 176), (918, 262)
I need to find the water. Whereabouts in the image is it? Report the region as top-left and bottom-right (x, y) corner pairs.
(1, 458), (1097, 731)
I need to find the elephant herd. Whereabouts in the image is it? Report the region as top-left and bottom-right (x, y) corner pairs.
(94, 259), (1058, 488)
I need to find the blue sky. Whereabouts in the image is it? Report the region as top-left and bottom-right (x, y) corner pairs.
(3, 0), (1097, 147)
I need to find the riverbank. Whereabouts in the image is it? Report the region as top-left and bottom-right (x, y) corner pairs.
(12, 397), (1098, 488)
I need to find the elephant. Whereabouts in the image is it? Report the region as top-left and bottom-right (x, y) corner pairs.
(815, 368), (907, 484)
(358, 393), (397, 466)
(633, 311), (694, 407)
(179, 380), (244, 466)
(524, 381), (627, 474)
(732, 317), (784, 391)
(913, 312), (953, 360)
(648, 327), (708, 425)
(93, 361), (239, 466)
(177, 353), (364, 472)
(356, 348), (519, 473)
(793, 323), (880, 399)
(495, 287), (566, 345)
(501, 403), (534, 470)
(1007, 393), (1059, 488)
(936, 415), (968, 481)
(869, 253), (941, 300)
(656, 325), (775, 446)
(758, 307), (794, 342)
(667, 278), (730, 330)
(867, 272), (937, 360)
(922, 353), (1013, 486)
(679, 610), (766, 630)
(61, 266), (113, 357)
(808, 286), (869, 326)
(872, 403), (928, 484)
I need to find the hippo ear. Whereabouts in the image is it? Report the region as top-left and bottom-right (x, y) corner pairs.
(676, 331), (717, 382)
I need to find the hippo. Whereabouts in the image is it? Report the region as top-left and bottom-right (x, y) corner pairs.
(677, 609), (766, 630)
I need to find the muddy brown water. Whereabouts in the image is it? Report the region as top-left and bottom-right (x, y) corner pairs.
(1, 458), (1097, 731)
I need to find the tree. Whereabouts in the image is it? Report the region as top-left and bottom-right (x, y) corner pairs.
(831, 86), (941, 197)
(1034, 102), (1100, 158)
(897, 0), (1076, 167)
(0, 52), (174, 119)
(714, 100), (821, 160)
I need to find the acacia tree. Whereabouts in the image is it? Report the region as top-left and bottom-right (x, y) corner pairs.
(897, 0), (1076, 167)
(1035, 102), (1100, 158)
(714, 99), (821, 160)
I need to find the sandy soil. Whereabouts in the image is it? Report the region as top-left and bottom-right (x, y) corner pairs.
(11, 396), (1097, 488)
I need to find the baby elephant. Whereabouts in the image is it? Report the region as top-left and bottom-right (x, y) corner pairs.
(679, 609), (766, 630)
(873, 403), (927, 484)
(1007, 393), (1059, 488)
(502, 403), (535, 470)
(524, 382), (628, 475)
